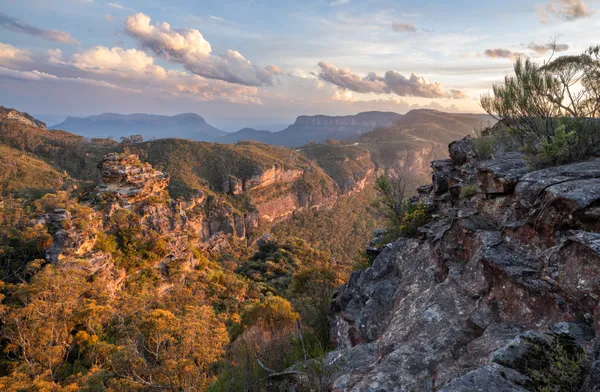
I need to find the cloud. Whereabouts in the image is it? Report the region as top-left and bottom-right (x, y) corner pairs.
(484, 48), (523, 59)
(125, 12), (280, 86)
(209, 15), (226, 23)
(317, 62), (465, 99)
(68, 46), (261, 103)
(538, 0), (594, 22)
(0, 42), (32, 66)
(449, 89), (468, 99)
(105, 14), (115, 23)
(317, 62), (385, 94)
(392, 22), (417, 33)
(0, 12), (79, 44)
(330, 0), (350, 6)
(0, 66), (138, 92)
(0, 40), (263, 105)
(527, 42), (569, 54)
(72, 46), (167, 79)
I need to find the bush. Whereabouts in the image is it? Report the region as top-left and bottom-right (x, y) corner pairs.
(94, 232), (117, 254)
(371, 172), (430, 239)
(481, 45), (600, 167)
(472, 136), (495, 160)
(242, 296), (299, 331)
(496, 336), (586, 392)
(461, 184), (478, 198)
(397, 202), (429, 237)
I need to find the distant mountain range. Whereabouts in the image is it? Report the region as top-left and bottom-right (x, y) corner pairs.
(51, 113), (225, 141)
(51, 110), (494, 147)
(219, 128), (275, 144)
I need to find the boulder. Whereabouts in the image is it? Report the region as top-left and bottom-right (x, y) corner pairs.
(449, 136), (474, 165)
(432, 159), (459, 196)
(514, 159), (600, 231)
(515, 159), (600, 205)
(439, 364), (529, 392)
(477, 153), (529, 195)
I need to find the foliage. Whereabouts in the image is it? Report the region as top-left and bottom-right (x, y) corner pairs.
(290, 266), (342, 349)
(481, 45), (600, 167)
(0, 145), (67, 200)
(536, 122), (576, 167)
(272, 188), (382, 263)
(396, 202), (429, 237)
(497, 336), (586, 392)
(472, 126), (496, 159)
(371, 172), (430, 239)
(460, 184), (478, 198)
(0, 117), (119, 180)
(237, 236), (332, 295)
(371, 173), (408, 229)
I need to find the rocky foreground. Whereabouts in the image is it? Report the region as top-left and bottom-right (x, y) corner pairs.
(274, 137), (600, 391)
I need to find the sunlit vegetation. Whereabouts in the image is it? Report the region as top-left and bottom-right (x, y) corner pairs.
(0, 118), (119, 180)
(0, 181), (355, 391)
(272, 188), (383, 263)
(371, 172), (430, 240)
(0, 107), (417, 391)
(0, 145), (68, 200)
(481, 45), (600, 167)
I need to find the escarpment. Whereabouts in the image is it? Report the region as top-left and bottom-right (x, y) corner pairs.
(274, 136), (600, 391)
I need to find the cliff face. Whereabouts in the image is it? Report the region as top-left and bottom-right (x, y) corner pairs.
(244, 165), (304, 192)
(52, 112), (225, 141)
(271, 111), (404, 146)
(292, 111), (403, 129)
(275, 137), (600, 391)
(44, 154), (259, 274)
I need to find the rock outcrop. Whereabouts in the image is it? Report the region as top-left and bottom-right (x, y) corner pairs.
(97, 153), (258, 245)
(287, 137), (600, 391)
(97, 153), (170, 206)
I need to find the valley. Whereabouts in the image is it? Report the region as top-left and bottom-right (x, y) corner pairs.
(2, 1), (600, 390)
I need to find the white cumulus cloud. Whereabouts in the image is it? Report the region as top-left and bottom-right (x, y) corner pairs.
(124, 12), (280, 87)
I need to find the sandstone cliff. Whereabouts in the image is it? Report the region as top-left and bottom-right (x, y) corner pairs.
(97, 153), (170, 206)
(43, 154), (260, 270)
(292, 111), (402, 130)
(273, 137), (600, 392)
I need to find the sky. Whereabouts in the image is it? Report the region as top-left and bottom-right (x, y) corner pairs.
(0, 0), (599, 130)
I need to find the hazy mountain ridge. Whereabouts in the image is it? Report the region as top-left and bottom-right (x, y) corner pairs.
(221, 110), (493, 147)
(52, 112), (226, 141)
(218, 127), (275, 144)
(44, 108), (493, 149)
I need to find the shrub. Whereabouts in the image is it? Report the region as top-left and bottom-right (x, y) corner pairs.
(397, 202), (430, 237)
(481, 45), (600, 167)
(472, 136), (495, 159)
(242, 296), (299, 331)
(94, 233), (117, 254)
(371, 172), (430, 239)
(496, 335), (586, 392)
(461, 184), (478, 198)
(371, 172), (408, 229)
